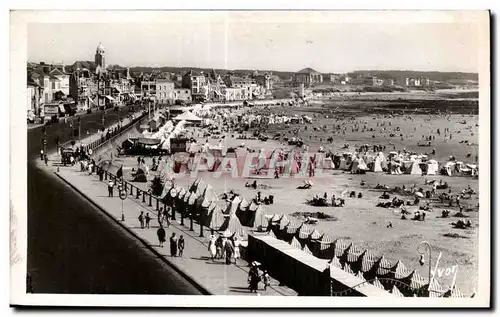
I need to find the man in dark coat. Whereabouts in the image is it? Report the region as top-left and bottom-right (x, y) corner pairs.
(178, 235), (185, 257)
(170, 233), (178, 257)
(157, 225), (166, 247)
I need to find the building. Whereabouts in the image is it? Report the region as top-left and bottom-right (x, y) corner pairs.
(156, 79), (175, 103)
(253, 72), (273, 91)
(173, 88), (192, 102)
(292, 68), (323, 87)
(69, 68), (96, 110)
(141, 80), (157, 99)
(95, 42), (106, 70)
(405, 77), (430, 87)
(221, 87), (244, 101)
(48, 67), (70, 97)
(182, 70), (209, 101)
(27, 80), (42, 116)
(29, 62), (70, 104)
(386, 79), (395, 86)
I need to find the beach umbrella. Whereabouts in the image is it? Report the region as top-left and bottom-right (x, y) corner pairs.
(415, 192), (424, 198)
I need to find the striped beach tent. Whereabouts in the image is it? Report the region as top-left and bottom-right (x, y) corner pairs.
(332, 239), (350, 258)
(329, 256), (343, 270)
(302, 244), (313, 255)
(390, 285), (404, 297)
(219, 213), (245, 237)
(290, 236), (302, 250)
(371, 277), (386, 290)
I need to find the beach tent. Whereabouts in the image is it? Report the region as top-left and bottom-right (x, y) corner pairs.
(406, 161), (423, 175)
(351, 158), (367, 174)
(371, 157), (384, 172)
(441, 161), (456, 176)
(248, 205), (267, 231)
(426, 160), (439, 175)
(219, 214), (245, 237)
(466, 164), (478, 176)
(224, 195), (242, 216)
(173, 111), (202, 123)
(322, 157), (334, 170)
(206, 205), (225, 230)
(388, 162), (403, 175)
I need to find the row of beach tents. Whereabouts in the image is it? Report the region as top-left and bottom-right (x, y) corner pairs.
(263, 217), (470, 298)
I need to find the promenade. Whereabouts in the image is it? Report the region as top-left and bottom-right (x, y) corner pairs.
(55, 167), (296, 296)
(38, 107), (296, 296)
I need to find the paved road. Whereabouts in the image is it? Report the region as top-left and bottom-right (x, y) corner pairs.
(27, 105), (203, 294)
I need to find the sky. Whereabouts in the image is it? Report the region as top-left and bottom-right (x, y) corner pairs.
(26, 12), (484, 73)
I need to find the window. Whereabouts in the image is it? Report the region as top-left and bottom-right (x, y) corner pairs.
(185, 90), (188, 94)
(52, 82), (55, 89)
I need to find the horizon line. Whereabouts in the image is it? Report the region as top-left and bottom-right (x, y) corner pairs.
(26, 61), (479, 75)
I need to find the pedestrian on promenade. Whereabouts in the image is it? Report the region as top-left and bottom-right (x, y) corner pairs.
(178, 235), (185, 257)
(164, 207), (171, 228)
(233, 236), (241, 263)
(138, 211), (145, 229)
(208, 235), (217, 261)
(40, 149), (44, 161)
(262, 270), (271, 291)
(157, 225), (166, 247)
(44, 154), (48, 166)
(145, 213), (151, 229)
(170, 233), (178, 257)
(137, 156), (141, 166)
(248, 262), (260, 293)
(108, 180), (115, 197)
(98, 168), (104, 181)
(157, 208), (164, 227)
(224, 238), (234, 265)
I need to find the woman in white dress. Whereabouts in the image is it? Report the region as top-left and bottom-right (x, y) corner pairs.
(233, 236), (241, 264)
(208, 235), (217, 261)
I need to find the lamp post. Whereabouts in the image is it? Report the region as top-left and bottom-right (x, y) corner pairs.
(417, 241), (433, 290)
(41, 126), (47, 160)
(77, 115), (81, 144)
(101, 111), (105, 131)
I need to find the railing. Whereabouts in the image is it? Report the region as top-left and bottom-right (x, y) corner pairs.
(82, 110), (148, 154)
(81, 107), (213, 238)
(95, 166), (209, 238)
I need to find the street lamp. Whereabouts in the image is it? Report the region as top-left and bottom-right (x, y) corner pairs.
(41, 126), (47, 160)
(417, 241), (432, 290)
(77, 115), (81, 144)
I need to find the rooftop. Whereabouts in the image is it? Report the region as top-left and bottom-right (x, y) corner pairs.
(296, 67), (321, 74)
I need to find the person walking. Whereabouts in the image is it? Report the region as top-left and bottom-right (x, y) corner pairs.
(108, 180), (115, 197)
(208, 235), (217, 261)
(157, 225), (166, 247)
(44, 154), (48, 166)
(248, 263), (261, 293)
(157, 208), (164, 227)
(138, 211), (145, 229)
(145, 213), (151, 229)
(233, 236), (241, 264)
(262, 270), (271, 291)
(170, 233), (178, 257)
(178, 235), (185, 257)
(40, 149), (44, 161)
(224, 238), (234, 265)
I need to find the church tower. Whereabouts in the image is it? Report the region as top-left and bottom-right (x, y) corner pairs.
(95, 42), (106, 70)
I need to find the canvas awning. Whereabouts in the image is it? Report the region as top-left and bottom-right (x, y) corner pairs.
(173, 111), (202, 122)
(137, 138), (161, 146)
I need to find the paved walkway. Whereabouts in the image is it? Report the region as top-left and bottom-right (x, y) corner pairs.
(43, 109), (145, 163)
(38, 108), (296, 296)
(56, 167), (297, 296)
